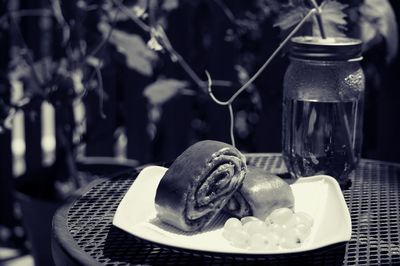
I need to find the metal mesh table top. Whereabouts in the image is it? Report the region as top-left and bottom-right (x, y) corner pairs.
(54, 154), (400, 265)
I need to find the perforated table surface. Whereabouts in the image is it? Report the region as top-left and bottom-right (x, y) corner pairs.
(52, 154), (400, 266)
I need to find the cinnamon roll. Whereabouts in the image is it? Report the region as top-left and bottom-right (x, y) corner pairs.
(155, 140), (247, 232)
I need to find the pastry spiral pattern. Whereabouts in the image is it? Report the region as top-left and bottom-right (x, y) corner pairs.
(155, 140), (247, 232)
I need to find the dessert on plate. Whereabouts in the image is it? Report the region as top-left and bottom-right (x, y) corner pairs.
(155, 140), (247, 232)
(225, 165), (294, 220)
(155, 140), (295, 234)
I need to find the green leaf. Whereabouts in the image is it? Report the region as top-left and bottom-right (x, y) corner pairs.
(99, 23), (157, 76)
(143, 79), (191, 106)
(274, 5), (308, 31)
(359, 0), (398, 63)
(316, 1), (348, 37)
(274, 1), (348, 37)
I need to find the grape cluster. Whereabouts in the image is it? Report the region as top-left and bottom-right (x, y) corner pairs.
(222, 208), (313, 250)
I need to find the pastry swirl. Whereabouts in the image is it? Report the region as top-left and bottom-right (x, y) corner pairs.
(155, 140), (247, 232)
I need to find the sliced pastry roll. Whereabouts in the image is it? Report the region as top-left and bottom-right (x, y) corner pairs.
(225, 165), (294, 220)
(155, 140), (247, 232)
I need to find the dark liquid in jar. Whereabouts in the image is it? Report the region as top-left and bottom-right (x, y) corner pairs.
(282, 99), (362, 184)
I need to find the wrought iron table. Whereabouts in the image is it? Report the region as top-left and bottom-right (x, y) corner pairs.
(52, 154), (400, 265)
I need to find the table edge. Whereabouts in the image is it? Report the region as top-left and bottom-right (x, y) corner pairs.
(52, 177), (109, 266)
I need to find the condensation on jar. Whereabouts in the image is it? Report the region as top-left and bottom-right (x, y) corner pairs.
(282, 36), (365, 187)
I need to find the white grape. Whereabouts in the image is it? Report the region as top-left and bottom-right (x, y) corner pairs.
(268, 223), (287, 238)
(243, 220), (269, 236)
(268, 208), (294, 225)
(264, 217), (273, 226)
(240, 216), (259, 225)
(248, 233), (271, 250)
(224, 217), (242, 231)
(285, 212), (313, 228)
(222, 228), (236, 242)
(263, 231), (280, 249)
(222, 209), (313, 251)
(280, 228), (301, 249)
(293, 223), (312, 242)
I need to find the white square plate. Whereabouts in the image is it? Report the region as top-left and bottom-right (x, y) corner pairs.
(113, 166), (351, 254)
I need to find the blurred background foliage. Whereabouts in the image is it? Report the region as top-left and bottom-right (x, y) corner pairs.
(0, 0), (399, 173)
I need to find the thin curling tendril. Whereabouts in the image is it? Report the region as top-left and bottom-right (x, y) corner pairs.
(206, 5), (319, 147)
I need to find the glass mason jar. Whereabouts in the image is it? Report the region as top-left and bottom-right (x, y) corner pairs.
(282, 36), (365, 187)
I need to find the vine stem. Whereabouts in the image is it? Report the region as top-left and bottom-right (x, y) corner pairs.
(207, 8), (317, 107)
(85, 8), (120, 61)
(155, 26), (208, 91)
(207, 8), (317, 147)
(112, 1), (232, 92)
(213, 0), (236, 25)
(309, 0), (326, 38)
(111, 0), (151, 32)
(228, 104), (235, 147)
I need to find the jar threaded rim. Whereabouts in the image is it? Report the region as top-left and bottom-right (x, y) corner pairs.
(290, 36), (363, 61)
